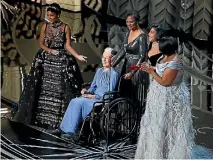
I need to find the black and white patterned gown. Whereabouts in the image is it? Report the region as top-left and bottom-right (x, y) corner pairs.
(12, 21), (83, 129)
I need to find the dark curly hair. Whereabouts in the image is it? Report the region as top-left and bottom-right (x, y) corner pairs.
(148, 23), (166, 41)
(159, 36), (178, 56)
(126, 10), (140, 23)
(47, 3), (61, 15)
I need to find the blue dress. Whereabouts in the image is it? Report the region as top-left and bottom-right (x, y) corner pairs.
(60, 67), (118, 133)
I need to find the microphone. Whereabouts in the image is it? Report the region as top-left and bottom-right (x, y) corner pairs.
(44, 18), (50, 23)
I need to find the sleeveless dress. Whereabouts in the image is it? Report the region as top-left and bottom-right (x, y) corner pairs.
(135, 60), (195, 159)
(148, 53), (162, 66)
(12, 21), (83, 129)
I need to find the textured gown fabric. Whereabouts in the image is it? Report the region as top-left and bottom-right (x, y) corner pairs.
(135, 60), (195, 159)
(12, 21), (83, 129)
(112, 32), (149, 138)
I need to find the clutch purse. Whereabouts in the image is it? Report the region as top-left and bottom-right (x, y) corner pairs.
(130, 65), (140, 70)
(130, 62), (150, 71)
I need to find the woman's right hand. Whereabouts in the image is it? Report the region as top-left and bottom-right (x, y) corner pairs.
(124, 72), (133, 80)
(140, 62), (154, 74)
(50, 49), (59, 55)
(48, 49), (58, 55)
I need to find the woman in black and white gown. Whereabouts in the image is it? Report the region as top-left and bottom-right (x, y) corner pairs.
(12, 3), (87, 130)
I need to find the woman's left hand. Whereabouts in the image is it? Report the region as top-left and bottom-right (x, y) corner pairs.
(140, 62), (154, 74)
(82, 94), (95, 99)
(124, 72), (133, 80)
(77, 55), (87, 62)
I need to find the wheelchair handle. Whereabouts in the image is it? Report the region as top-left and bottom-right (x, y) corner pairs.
(82, 82), (92, 88)
(117, 76), (125, 93)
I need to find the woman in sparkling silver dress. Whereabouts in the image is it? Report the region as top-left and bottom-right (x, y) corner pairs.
(135, 36), (194, 159)
(112, 11), (149, 131)
(12, 3), (87, 130)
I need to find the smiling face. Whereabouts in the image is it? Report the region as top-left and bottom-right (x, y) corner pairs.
(102, 51), (112, 68)
(148, 28), (157, 42)
(47, 11), (58, 23)
(126, 15), (137, 31)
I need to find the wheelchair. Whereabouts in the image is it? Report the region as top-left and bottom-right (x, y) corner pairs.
(77, 78), (138, 146)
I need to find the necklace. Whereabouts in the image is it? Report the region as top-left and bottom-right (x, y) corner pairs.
(151, 42), (158, 48)
(50, 20), (62, 28)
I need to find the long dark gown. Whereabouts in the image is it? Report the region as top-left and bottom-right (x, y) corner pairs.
(12, 21), (83, 129)
(112, 32), (149, 138)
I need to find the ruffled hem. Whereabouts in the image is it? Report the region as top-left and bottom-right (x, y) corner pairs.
(135, 80), (195, 159)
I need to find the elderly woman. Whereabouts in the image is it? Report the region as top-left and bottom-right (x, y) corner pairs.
(60, 47), (119, 139)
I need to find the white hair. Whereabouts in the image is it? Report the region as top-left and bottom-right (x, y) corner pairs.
(104, 47), (113, 54)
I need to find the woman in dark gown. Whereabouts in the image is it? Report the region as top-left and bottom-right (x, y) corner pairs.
(12, 3), (87, 130)
(112, 11), (149, 137)
(147, 24), (165, 67)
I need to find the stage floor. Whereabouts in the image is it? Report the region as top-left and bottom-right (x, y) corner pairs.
(1, 109), (213, 159)
(1, 118), (137, 159)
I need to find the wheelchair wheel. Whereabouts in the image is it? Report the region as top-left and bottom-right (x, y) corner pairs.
(100, 97), (137, 141)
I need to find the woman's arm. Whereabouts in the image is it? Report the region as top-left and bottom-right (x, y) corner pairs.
(140, 63), (178, 86)
(132, 34), (148, 74)
(151, 69), (178, 86)
(65, 25), (87, 62)
(111, 32), (129, 67)
(124, 34), (148, 80)
(39, 23), (51, 53)
(111, 47), (126, 67)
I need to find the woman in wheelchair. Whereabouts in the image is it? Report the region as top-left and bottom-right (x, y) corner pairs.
(60, 47), (119, 139)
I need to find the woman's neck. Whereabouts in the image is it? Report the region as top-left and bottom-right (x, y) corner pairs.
(51, 18), (60, 24)
(103, 67), (110, 71)
(131, 26), (141, 32)
(165, 53), (176, 61)
(151, 42), (158, 48)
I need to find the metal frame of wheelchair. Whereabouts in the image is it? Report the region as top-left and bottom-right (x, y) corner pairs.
(77, 80), (138, 146)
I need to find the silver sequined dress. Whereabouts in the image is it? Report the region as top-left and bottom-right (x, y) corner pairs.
(135, 60), (195, 159)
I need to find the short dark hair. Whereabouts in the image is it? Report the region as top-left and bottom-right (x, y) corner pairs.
(126, 11), (140, 23)
(159, 36), (178, 55)
(148, 23), (166, 41)
(47, 3), (61, 15)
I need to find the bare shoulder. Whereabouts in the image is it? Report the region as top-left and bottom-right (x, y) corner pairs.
(173, 54), (181, 61)
(64, 23), (70, 29)
(41, 23), (47, 29)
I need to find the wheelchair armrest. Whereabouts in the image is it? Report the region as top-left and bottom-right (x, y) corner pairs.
(102, 91), (120, 101)
(82, 82), (92, 88)
(91, 101), (106, 114)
